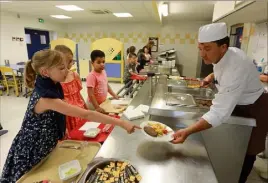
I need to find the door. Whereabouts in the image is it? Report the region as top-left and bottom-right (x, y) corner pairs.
(235, 27), (244, 49)
(25, 29), (50, 59)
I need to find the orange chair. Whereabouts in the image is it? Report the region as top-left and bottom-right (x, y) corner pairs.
(0, 66), (22, 97)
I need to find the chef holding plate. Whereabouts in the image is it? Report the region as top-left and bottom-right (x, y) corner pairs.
(172, 22), (268, 183)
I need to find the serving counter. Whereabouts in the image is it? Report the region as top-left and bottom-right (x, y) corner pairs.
(93, 70), (257, 183)
(95, 80), (218, 183)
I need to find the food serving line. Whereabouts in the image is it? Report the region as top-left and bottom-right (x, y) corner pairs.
(90, 78), (218, 183)
(84, 65), (257, 183)
(18, 65), (259, 183)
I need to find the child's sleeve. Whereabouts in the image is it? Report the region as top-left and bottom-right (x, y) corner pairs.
(86, 73), (96, 88)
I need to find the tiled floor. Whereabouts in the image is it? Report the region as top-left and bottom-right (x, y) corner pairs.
(0, 83), (267, 183)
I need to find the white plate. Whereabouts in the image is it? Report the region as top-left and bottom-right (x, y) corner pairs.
(58, 160), (82, 181)
(140, 121), (174, 142)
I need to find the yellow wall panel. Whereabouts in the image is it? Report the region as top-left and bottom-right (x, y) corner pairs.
(50, 38), (76, 53)
(190, 39), (195, 44)
(180, 39), (186, 44)
(185, 33), (191, 39)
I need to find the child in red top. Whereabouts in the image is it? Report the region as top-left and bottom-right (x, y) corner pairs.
(55, 45), (87, 132)
(87, 50), (119, 113)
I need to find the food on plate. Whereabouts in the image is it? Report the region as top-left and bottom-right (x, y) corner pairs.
(87, 161), (141, 183)
(144, 126), (158, 137)
(187, 84), (200, 88)
(147, 122), (169, 137)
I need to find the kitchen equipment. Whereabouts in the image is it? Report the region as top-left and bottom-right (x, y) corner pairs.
(165, 93), (196, 107)
(58, 160), (82, 181)
(140, 121), (174, 142)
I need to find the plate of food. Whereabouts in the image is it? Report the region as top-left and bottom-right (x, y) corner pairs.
(140, 121), (174, 142)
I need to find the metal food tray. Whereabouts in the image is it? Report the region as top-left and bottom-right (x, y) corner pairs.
(165, 93), (196, 107)
(167, 79), (187, 87)
(78, 158), (140, 183)
(195, 98), (213, 109)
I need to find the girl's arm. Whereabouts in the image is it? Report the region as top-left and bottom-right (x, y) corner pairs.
(36, 98), (140, 133)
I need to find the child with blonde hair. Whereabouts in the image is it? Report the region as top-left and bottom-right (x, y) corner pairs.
(55, 45), (87, 132)
(1, 50), (139, 183)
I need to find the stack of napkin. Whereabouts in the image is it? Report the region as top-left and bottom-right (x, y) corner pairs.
(123, 105), (150, 121)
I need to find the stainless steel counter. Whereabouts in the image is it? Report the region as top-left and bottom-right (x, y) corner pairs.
(148, 76), (254, 183)
(96, 80), (218, 183)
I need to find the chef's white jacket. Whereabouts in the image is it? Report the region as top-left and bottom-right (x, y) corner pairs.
(202, 47), (264, 127)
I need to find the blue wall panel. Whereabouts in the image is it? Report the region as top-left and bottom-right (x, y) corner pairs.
(105, 63), (121, 78)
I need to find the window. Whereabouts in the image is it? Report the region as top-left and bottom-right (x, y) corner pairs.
(25, 34), (31, 44)
(40, 35), (46, 44)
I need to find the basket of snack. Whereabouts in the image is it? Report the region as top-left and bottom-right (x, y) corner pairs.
(78, 158), (142, 183)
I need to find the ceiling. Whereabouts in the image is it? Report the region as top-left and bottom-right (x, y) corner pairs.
(215, 1), (268, 25)
(0, 1), (215, 24)
(166, 1), (214, 21)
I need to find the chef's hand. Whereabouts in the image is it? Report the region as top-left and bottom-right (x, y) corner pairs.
(96, 107), (106, 114)
(172, 129), (190, 144)
(121, 121), (141, 134)
(201, 75), (213, 87)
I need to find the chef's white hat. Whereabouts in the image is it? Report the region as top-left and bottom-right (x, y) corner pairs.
(198, 23), (228, 43)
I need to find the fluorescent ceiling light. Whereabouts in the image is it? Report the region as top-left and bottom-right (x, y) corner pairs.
(113, 13), (133, 18)
(50, 15), (72, 19)
(160, 3), (169, 17)
(56, 5), (84, 11)
(0, 1), (12, 2)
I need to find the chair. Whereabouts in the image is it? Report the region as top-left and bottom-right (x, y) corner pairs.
(0, 66), (23, 97)
(4, 60), (10, 66)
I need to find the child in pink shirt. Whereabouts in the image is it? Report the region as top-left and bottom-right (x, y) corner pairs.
(86, 50), (119, 113)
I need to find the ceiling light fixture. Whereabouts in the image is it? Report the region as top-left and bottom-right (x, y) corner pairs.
(50, 15), (72, 19)
(113, 13), (133, 18)
(0, 1), (12, 2)
(56, 5), (84, 11)
(160, 3), (169, 17)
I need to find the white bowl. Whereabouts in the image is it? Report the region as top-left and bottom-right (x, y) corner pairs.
(83, 128), (101, 138)
(58, 160), (82, 181)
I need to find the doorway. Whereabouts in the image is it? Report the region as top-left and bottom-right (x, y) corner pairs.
(25, 28), (50, 59)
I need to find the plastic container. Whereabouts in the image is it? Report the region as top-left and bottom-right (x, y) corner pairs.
(84, 128), (101, 138)
(58, 160), (82, 181)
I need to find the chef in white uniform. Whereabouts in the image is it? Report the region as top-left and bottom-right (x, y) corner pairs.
(172, 22), (268, 183)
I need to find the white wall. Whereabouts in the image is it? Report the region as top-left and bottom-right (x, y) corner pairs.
(60, 21), (208, 77)
(0, 11), (64, 64)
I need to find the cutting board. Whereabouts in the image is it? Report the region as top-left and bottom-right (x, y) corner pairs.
(17, 140), (101, 183)
(100, 99), (127, 113)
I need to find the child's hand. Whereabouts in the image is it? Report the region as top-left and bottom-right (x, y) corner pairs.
(121, 121), (141, 134)
(113, 95), (120, 100)
(96, 107), (106, 114)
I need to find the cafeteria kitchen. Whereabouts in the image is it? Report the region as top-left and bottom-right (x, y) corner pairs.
(0, 1), (267, 183)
